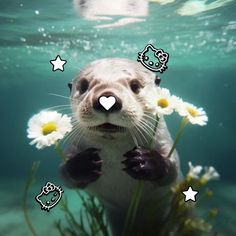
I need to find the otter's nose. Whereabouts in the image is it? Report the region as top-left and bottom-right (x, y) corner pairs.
(93, 92), (122, 113)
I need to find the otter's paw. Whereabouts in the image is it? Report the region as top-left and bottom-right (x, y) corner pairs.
(60, 148), (102, 188)
(122, 146), (170, 181)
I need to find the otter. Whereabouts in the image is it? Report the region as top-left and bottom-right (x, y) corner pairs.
(60, 58), (181, 236)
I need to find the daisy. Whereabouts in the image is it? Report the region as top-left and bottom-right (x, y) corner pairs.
(187, 162), (203, 179)
(27, 111), (72, 149)
(146, 87), (181, 116)
(202, 166), (220, 182)
(177, 102), (208, 126)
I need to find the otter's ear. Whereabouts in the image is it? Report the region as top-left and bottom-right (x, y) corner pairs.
(68, 82), (72, 92)
(155, 76), (161, 86)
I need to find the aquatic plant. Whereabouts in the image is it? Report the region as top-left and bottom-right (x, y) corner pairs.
(23, 149), (219, 236)
(55, 192), (110, 236)
(156, 167), (219, 236)
(53, 164), (219, 236)
(23, 161), (40, 236)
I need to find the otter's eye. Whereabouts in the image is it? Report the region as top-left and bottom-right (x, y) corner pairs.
(68, 82), (72, 92)
(77, 79), (89, 94)
(130, 80), (142, 94)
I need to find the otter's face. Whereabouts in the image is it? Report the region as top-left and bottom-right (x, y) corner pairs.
(69, 59), (160, 139)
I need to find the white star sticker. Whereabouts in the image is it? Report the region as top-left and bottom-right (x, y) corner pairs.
(182, 186), (198, 202)
(50, 55), (67, 72)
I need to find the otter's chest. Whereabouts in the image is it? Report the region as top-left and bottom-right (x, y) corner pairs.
(86, 146), (170, 210)
(86, 147), (137, 208)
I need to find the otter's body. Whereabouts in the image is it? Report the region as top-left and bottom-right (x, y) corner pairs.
(60, 58), (181, 235)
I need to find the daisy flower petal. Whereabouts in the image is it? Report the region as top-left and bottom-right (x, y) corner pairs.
(145, 87), (181, 116)
(27, 111), (73, 149)
(177, 102), (208, 126)
(187, 162), (203, 179)
(202, 166), (220, 182)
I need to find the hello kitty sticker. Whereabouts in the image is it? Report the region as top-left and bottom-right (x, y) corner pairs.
(137, 44), (169, 73)
(35, 182), (64, 212)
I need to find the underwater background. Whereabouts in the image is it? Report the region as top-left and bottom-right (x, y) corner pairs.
(0, 0), (235, 235)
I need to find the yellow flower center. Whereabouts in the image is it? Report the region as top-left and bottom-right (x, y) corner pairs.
(41, 122), (57, 135)
(187, 107), (198, 117)
(157, 98), (169, 108)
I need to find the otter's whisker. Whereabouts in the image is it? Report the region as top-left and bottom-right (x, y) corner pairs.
(44, 104), (71, 110)
(42, 105), (72, 115)
(75, 125), (94, 149)
(72, 130), (84, 149)
(133, 128), (145, 146)
(71, 120), (79, 124)
(137, 127), (153, 145)
(123, 118), (139, 146)
(49, 107), (72, 113)
(128, 128), (139, 147)
(135, 120), (155, 143)
(133, 125), (149, 146)
(71, 117), (79, 123)
(139, 120), (155, 137)
(140, 117), (156, 129)
(139, 119), (155, 132)
(63, 124), (81, 146)
(67, 113), (78, 119)
(142, 113), (158, 123)
(139, 124), (153, 139)
(71, 125), (85, 148)
(48, 93), (76, 102)
(130, 121), (148, 146)
(137, 121), (155, 140)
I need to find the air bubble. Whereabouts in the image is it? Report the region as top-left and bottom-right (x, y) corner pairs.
(20, 37), (26, 42)
(38, 27), (45, 32)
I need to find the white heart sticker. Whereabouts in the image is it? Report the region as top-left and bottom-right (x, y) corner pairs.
(99, 96), (116, 111)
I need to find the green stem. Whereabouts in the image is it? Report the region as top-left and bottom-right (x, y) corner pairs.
(122, 189), (136, 235)
(123, 115), (160, 236)
(55, 141), (67, 162)
(122, 181), (144, 236)
(129, 181), (144, 231)
(151, 116), (160, 148)
(23, 161), (40, 236)
(167, 117), (189, 159)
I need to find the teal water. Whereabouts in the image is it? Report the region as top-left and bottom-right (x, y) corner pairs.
(0, 0), (236, 235)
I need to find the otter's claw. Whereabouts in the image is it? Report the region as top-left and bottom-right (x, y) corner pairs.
(60, 148), (102, 188)
(122, 146), (170, 181)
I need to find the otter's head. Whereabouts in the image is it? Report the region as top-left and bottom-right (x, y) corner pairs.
(69, 58), (160, 140)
